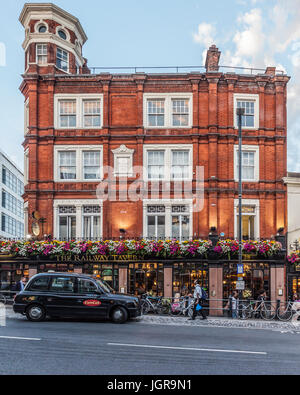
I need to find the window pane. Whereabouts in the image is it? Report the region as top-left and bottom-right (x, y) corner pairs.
(50, 277), (75, 293)
(147, 216), (156, 238)
(172, 216), (180, 239)
(30, 277), (49, 291)
(77, 279), (98, 294)
(157, 216), (165, 239)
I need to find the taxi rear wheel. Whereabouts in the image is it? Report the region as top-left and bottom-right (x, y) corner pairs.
(26, 304), (46, 322)
(111, 306), (128, 324)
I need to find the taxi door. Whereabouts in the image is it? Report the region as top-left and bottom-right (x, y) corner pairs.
(74, 278), (107, 317)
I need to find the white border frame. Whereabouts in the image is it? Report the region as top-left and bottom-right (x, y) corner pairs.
(234, 93), (260, 130)
(54, 94), (104, 130)
(143, 92), (193, 129)
(53, 199), (103, 240)
(234, 145), (260, 182)
(234, 199), (260, 240)
(53, 145), (104, 182)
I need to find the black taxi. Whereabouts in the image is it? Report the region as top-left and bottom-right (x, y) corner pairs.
(13, 273), (141, 324)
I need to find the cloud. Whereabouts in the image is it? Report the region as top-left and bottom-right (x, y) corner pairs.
(193, 22), (216, 47)
(193, 0), (300, 171)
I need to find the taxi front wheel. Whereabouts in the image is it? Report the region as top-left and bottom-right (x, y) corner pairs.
(111, 306), (128, 324)
(26, 304), (46, 322)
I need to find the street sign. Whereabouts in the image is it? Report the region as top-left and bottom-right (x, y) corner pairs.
(236, 281), (245, 290)
(237, 264), (244, 274)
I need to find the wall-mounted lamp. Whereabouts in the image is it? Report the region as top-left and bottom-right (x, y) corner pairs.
(119, 229), (126, 240)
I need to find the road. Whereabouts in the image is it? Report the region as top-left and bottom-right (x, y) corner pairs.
(0, 314), (300, 375)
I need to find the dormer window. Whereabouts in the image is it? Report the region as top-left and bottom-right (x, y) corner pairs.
(58, 30), (67, 40)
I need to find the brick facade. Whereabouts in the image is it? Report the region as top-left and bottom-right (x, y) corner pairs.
(19, 4), (290, 241)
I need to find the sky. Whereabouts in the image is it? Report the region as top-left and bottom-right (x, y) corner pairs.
(0, 0), (299, 172)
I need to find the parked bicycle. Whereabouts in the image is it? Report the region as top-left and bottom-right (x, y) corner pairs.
(170, 296), (195, 318)
(238, 299), (276, 320)
(140, 294), (170, 315)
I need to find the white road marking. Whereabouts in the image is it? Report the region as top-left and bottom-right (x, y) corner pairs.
(0, 336), (41, 341)
(108, 343), (267, 355)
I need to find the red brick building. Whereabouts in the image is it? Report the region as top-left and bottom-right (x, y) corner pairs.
(16, 3), (290, 301)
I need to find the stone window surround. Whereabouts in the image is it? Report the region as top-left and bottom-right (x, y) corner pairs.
(233, 144), (260, 183)
(234, 199), (260, 240)
(54, 94), (104, 130)
(112, 145), (135, 177)
(53, 199), (103, 240)
(143, 144), (193, 182)
(143, 199), (194, 239)
(233, 93), (260, 130)
(53, 144), (103, 182)
(143, 92), (193, 129)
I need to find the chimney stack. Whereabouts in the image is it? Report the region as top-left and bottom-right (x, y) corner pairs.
(205, 45), (221, 72)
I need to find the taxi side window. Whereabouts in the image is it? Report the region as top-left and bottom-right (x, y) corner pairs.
(50, 277), (75, 293)
(77, 279), (98, 294)
(29, 277), (50, 291)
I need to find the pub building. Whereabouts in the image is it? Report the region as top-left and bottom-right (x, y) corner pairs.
(5, 3), (291, 312)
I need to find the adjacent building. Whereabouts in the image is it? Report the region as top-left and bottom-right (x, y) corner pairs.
(0, 151), (24, 240)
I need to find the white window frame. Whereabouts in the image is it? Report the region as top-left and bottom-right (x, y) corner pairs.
(54, 94), (104, 130)
(234, 199), (260, 240)
(36, 43), (48, 65)
(54, 145), (103, 182)
(53, 199), (103, 240)
(234, 145), (259, 182)
(56, 46), (69, 72)
(234, 93), (259, 130)
(143, 199), (193, 240)
(143, 93), (193, 129)
(143, 144), (193, 181)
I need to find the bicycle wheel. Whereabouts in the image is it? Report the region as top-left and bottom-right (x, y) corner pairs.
(140, 300), (150, 315)
(260, 303), (276, 320)
(277, 306), (293, 322)
(238, 303), (252, 320)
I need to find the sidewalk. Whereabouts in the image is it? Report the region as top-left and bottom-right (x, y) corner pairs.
(136, 314), (300, 332)
(5, 306), (300, 332)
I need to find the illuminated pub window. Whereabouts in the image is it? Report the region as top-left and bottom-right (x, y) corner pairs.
(173, 263), (209, 295)
(84, 264), (119, 290)
(223, 262), (270, 300)
(128, 263), (164, 296)
(291, 277), (300, 298)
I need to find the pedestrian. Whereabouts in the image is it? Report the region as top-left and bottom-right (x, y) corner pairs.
(225, 290), (239, 319)
(188, 279), (207, 321)
(14, 276), (28, 292)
